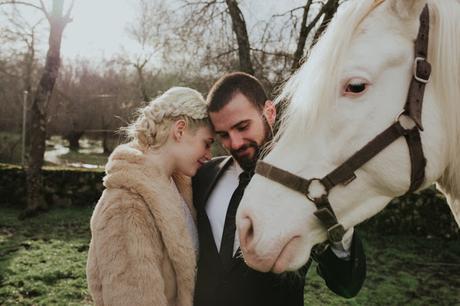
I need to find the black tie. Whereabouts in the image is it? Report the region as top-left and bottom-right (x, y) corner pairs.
(220, 171), (253, 268)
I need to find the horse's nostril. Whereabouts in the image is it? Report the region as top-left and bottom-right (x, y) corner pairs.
(238, 216), (254, 250)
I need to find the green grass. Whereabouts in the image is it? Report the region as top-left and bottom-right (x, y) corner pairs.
(0, 207), (93, 305)
(0, 206), (459, 305)
(304, 232), (460, 305)
(59, 151), (108, 167)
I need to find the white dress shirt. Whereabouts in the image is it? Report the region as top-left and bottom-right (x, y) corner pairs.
(206, 161), (243, 256)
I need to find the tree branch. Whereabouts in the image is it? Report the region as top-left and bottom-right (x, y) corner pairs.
(272, 5), (304, 18)
(64, 0), (74, 20)
(0, 0), (42, 11)
(251, 47), (292, 59)
(214, 48), (237, 59)
(38, 0), (50, 20)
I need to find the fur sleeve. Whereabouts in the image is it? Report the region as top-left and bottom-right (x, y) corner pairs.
(88, 193), (167, 306)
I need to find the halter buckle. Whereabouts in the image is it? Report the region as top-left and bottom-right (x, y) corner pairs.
(413, 57), (431, 84)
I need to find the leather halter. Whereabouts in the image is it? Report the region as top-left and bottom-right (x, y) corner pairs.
(255, 5), (431, 244)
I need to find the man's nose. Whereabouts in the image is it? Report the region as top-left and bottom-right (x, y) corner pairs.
(230, 133), (244, 150)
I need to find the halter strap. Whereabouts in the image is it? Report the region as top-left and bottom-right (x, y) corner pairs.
(255, 4), (431, 244)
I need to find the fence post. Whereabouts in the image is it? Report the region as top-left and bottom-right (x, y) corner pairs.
(22, 90), (28, 168)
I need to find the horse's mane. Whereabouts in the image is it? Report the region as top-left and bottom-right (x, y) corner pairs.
(272, 0), (381, 151)
(430, 0), (460, 223)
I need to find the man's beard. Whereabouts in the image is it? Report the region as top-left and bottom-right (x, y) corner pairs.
(230, 119), (273, 172)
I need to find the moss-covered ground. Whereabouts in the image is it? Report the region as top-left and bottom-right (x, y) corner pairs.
(0, 206), (459, 305)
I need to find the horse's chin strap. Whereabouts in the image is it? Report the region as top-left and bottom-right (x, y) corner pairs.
(254, 5), (431, 246)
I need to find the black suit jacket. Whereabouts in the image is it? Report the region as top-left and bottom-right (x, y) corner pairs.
(192, 157), (366, 306)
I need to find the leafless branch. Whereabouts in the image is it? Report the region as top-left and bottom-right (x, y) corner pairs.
(38, 0), (49, 20)
(0, 0), (42, 11)
(272, 5), (304, 18)
(251, 47), (292, 59)
(214, 48), (237, 59)
(64, 0), (74, 20)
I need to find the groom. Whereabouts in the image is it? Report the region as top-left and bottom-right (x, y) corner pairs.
(192, 72), (366, 306)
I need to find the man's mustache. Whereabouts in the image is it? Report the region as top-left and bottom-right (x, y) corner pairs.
(231, 141), (258, 155)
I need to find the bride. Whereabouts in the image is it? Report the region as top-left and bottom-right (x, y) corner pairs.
(86, 87), (213, 306)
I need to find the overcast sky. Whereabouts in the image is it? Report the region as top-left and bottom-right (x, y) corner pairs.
(60, 0), (305, 60)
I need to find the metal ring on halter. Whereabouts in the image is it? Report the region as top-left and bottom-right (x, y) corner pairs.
(394, 110), (417, 132)
(305, 178), (329, 203)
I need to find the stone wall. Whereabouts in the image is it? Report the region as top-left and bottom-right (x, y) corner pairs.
(0, 164), (104, 208)
(0, 163), (458, 239)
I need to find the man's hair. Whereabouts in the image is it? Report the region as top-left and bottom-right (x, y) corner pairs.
(207, 72), (268, 112)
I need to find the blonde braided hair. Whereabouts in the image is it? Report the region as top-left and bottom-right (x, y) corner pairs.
(125, 87), (209, 148)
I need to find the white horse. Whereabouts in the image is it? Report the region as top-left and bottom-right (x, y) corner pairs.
(236, 0), (460, 273)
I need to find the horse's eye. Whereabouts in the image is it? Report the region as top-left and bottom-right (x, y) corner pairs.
(343, 78), (369, 96)
(346, 83), (366, 93)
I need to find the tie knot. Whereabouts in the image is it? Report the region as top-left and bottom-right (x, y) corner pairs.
(238, 171), (253, 186)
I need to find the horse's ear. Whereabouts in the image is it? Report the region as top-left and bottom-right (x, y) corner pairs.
(389, 0), (426, 20)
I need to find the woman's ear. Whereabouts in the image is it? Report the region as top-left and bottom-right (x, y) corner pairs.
(173, 119), (187, 141)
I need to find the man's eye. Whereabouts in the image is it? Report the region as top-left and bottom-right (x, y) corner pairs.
(237, 124), (248, 131)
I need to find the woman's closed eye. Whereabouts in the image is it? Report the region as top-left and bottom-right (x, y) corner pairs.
(204, 140), (213, 149)
(217, 132), (229, 140)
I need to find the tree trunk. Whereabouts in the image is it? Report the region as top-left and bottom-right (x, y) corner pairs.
(312, 0), (340, 48)
(24, 0), (72, 218)
(102, 131), (109, 154)
(291, 0), (320, 71)
(135, 65), (149, 102)
(292, 0), (341, 71)
(65, 131), (83, 151)
(23, 32), (36, 156)
(225, 0), (254, 75)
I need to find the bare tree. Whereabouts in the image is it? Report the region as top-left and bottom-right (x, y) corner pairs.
(262, 0), (341, 73)
(290, 0), (324, 71)
(311, 0), (340, 48)
(177, 0), (254, 76)
(119, 0), (172, 102)
(224, 0), (253, 74)
(173, 0), (344, 86)
(0, 4), (44, 138)
(0, 0), (76, 217)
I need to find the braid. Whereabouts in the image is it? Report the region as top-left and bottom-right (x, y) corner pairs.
(124, 87), (209, 148)
(149, 88), (207, 122)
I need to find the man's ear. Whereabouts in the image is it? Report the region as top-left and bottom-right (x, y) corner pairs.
(263, 100), (276, 126)
(173, 119), (187, 141)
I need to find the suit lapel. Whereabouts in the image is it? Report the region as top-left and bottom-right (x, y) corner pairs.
(200, 156), (233, 209)
(197, 157), (248, 272)
(196, 157), (233, 258)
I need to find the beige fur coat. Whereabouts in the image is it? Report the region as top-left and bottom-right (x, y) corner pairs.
(86, 143), (197, 306)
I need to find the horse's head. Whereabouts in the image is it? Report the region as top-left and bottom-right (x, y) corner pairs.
(237, 0), (460, 273)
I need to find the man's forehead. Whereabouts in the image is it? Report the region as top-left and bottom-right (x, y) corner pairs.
(209, 92), (263, 129)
